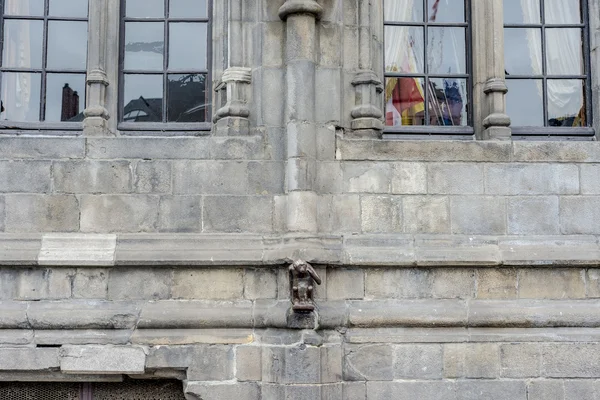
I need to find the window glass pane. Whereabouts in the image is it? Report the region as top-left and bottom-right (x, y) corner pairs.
(169, 23), (207, 70)
(385, 26), (424, 74)
(428, 78), (468, 126)
(2, 20), (43, 69)
(506, 79), (544, 126)
(3, 0), (44, 16)
(504, 28), (542, 75)
(49, 0), (88, 18)
(170, 0), (208, 18)
(503, 0), (540, 24)
(546, 28), (583, 75)
(547, 79), (585, 127)
(47, 21), (88, 70)
(123, 74), (163, 122)
(385, 77), (425, 127)
(0, 72), (41, 121)
(545, 0), (581, 24)
(384, 0), (423, 22)
(125, 22), (164, 71)
(427, 27), (465, 74)
(167, 74), (207, 122)
(45, 73), (85, 122)
(427, 0), (464, 23)
(126, 0), (164, 18)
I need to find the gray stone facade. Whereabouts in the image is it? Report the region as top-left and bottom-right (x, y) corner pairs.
(1, 0), (600, 399)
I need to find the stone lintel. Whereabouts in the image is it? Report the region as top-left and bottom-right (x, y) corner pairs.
(60, 345), (146, 374)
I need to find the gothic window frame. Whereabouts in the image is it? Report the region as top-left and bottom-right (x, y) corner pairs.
(382, 0), (474, 138)
(0, 0), (89, 132)
(117, 0), (212, 134)
(504, 0), (594, 138)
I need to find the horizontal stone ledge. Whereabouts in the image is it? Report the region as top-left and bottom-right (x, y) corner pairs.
(0, 371), (123, 382)
(60, 345), (146, 375)
(2, 233), (600, 267)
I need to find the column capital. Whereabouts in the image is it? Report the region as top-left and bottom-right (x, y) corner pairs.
(278, 0), (323, 21)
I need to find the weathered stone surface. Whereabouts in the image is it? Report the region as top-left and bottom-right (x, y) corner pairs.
(0, 301), (28, 328)
(80, 195), (159, 233)
(500, 343), (541, 378)
(0, 234), (41, 265)
(108, 268), (171, 300)
(157, 196), (202, 232)
(185, 382), (260, 400)
(87, 138), (210, 159)
(390, 162), (427, 194)
(262, 345), (321, 384)
(343, 162), (390, 193)
(343, 344), (393, 381)
(60, 345), (145, 374)
(0, 348), (59, 370)
(456, 381), (527, 400)
(366, 381), (457, 400)
(563, 380), (595, 400)
(507, 197), (560, 235)
(244, 268), (277, 299)
(342, 382), (366, 400)
(403, 196), (450, 234)
(542, 343), (600, 377)
(527, 380), (563, 400)
(518, 269), (586, 299)
(173, 161), (249, 195)
(236, 346), (262, 381)
(394, 344), (443, 379)
(0, 137), (84, 159)
(16, 267), (74, 300)
(5, 195), (79, 233)
(450, 197), (506, 234)
(349, 299), (467, 327)
(53, 161), (132, 193)
(428, 163), (483, 194)
(360, 195), (402, 233)
(203, 196), (273, 232)
(27, 300), (140, 329)
(485, 164), (579, 195)
(326, 268), (364, 300)
(130, 329), (253, 345)
(38, 234), (117, 266)
(560, 197), (600, 234)
(0, 161), (51, 193)
(172, 268), (243, 300)
(134, 160), (172, 193)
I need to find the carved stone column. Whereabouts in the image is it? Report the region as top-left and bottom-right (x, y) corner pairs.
(214, 0), (252, 135)
(83, 0), (111, 136)
(280, 0), (322, 234)
(349, 0), (384, 138)
(473, 0), (511, 139)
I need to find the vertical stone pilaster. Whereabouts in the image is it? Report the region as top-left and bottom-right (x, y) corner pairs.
(589, 0), (600, 136)
(473, 0), (511, 140)
(280, 0), (322, 233)
(214, 0), (252, 135)
(349, 0), (384, 138)
(83, 0), (112, 136)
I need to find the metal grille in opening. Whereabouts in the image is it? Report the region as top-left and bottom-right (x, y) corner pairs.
(0, 382), (81, 400)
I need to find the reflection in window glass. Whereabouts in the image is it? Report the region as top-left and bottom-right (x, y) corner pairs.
(427, 0), (464, 23)
(384, 0), (469, 128)
(123, 74), (163, 122)
(47, 21), (88, 70)
(1, 1), (88, 122)
(545, 0), (580, 24)
(506, 80), (544, 126)
(170, 0), (208, 18)
(503, 0), (540, 24)
(169, 23), (207, 70)
(545, 28), (583, 76)
(3, 0), (44, 16)
(121, 1), (210, 124)
(427, 27), (466, 74)
(125, 22), (164, 71)
(167, 74), (207, 122)
(126, 0), (164, 18)
(429, 78), (468, 126)
(2, 20), (44, 69)
(0, 72), (41, 121)
(45, 74), (85, 122)
(504, 28), (542, 75)
(385, 0), (423, 23)
(503, 0), (589, 129)
(49, 0), (88, 17)
(384, 26), (424, 74)
(548, 79), (585, 127)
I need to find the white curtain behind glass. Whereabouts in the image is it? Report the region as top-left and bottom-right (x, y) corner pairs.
(384, 0), (423, 73)
(522, 0), (582, 119)
(2, 1), (33, 121)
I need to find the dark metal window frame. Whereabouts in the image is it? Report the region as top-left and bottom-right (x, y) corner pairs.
(504, 0), (594, 137)
(0, 0), (87, 131)
(382, 0), (474, 137)
(118, 0), (212, 133)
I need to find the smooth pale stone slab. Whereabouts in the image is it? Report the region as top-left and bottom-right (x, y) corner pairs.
(60, 345), (146, 374)
(39, 234), (117, 266)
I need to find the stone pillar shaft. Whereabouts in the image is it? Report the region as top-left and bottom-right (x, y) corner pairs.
(473, 0), (511, 140)
(83, 0), (111, 136)
(280, 0), (322, 233)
